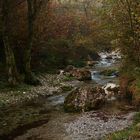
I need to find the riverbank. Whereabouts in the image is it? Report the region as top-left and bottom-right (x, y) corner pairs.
(0, 74), (79, 139)
(105, 69), (140, 140)
(0, 51), (139, 140)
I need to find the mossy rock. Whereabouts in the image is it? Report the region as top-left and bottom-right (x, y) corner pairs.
(61, 86), (73, 92)
(100, 69), (119, 76)
(70, 68), (91, 81)
(64, 86), (106, 112)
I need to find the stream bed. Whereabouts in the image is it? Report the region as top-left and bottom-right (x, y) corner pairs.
(14, 51), (136, 140)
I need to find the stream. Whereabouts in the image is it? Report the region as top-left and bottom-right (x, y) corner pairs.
(14, 51), (135, 140)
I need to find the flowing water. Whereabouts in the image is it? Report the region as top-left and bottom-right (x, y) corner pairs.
(14, 51), (135, 140)
(91, 51), (120, 85)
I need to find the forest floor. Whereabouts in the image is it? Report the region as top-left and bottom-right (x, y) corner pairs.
(0, 74), (77, 139)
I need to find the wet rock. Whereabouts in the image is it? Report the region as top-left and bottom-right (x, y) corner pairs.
(58, 70), (64, 75)
(103, 83), (120, 101)
(64, 67), (91, 81)
(71, 68), (91, 81)
(100, 69), (119, 77)
(64, 86), (106, 112)
(99, 50), (121, 59)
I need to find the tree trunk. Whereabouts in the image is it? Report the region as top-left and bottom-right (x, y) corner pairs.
(24, 0), (41, 85)
(1, 0), (19, 86)
(3, 36), (19, 86)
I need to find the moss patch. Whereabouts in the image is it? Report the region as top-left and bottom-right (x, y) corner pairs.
(0, 99), (49, 139)
(63, 75), (76, 81)
(61, 86), (73, 92)
(100, 69), (118, 76)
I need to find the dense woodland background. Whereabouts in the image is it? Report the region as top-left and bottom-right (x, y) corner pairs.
(0, 0), (139, 86)
(0, 0), (140, 86)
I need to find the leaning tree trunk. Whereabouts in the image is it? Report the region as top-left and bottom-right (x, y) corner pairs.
(1, 0), (19, 86)
(24, 0), (41, 85)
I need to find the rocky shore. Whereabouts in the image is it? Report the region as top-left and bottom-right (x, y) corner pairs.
(65, 111), (135, 140)
(0, 51), (138, 140)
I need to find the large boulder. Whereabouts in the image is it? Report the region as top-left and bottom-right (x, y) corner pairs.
(64, 86), (106, 112)
(71, 68), (91, 81)
(64, 66), (91, 81)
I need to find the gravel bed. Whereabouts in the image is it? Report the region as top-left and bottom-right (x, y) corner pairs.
(65, 111), (135, 140)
